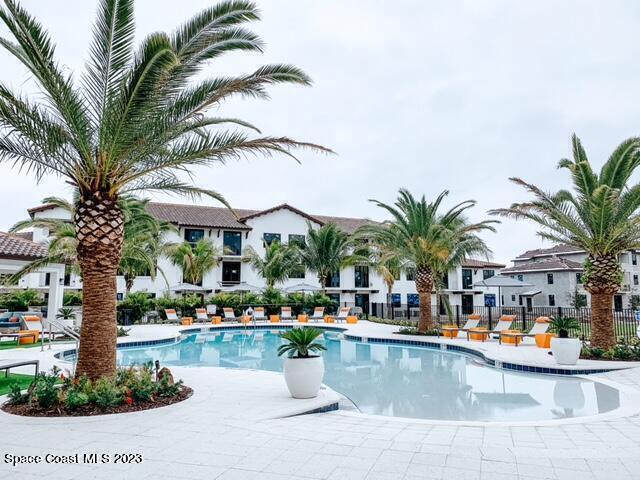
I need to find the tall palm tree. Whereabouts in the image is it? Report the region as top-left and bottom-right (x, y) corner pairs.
(361, 189), (497, 333)
(362, 236), (403, 318)
(0, 0), (328, 379)
(165, 239), (221, 286)
(8, 196), (171, 292)
(296, 223), (366, 292)
(490, 135), (640, 348)
(243, 241), (296, 288)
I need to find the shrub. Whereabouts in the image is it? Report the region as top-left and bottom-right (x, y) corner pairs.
(91, 378), (123, 409)
(581, 338), (640, 361)
(156, 376), (183, 397)
(117, 366), (155, 402)
(63, 291), (83, 307)
(7, 382), (27, 405)
(397, 326), (439, 336)
(0, 289), (43, 312)
(117, 292), (156, 322)
(117, 326), (130, 337)
(33, 368), (61, 408)
(277, 328), (326, 358)
(65, 390), (89, 410)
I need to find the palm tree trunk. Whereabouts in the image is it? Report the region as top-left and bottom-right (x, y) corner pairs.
(74, 195), (124, 380)
(590, 293), (616, 349)
(415, 265), (434, 333)
(387, 284), (392, 320)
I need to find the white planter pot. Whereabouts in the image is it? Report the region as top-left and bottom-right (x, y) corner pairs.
(550, 337), (581, 365)
(283, 356), (325, 399)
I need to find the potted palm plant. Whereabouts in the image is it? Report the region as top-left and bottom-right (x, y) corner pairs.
(277, 328), (327, 398)
(549, 317), (581, 365)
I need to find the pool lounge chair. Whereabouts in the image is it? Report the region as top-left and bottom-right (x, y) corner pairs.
(222, 308), (239, 322)
(280, 307), (295, 322)
(334, 306), (351, 323)
(195, 308), (209, 323)
(310, 307), (325, 322)
(253, 307), (267, 323)
(206, 304), (217, 316)
(164, 309), (180, 324)
(465, 315), (516, 341)
(440, 314), (481, 338)
(499, 316), (551, 346)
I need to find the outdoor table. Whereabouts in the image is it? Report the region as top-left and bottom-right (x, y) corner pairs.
(270, 315), (280, 323)
(346, 315), (358, 324)
(499, 330), (523, 346)
(467, 328), (489, 342)
(0, 332), (37, 344)
(211, 316), (222, 324)
(181, 317), (193, 326)
(441, 325), (459, 338)
(297, 314), (308, 323)
(324, 316), (335, 323)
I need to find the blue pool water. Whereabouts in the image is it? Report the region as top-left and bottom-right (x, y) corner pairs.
(116, 329), (621, 421)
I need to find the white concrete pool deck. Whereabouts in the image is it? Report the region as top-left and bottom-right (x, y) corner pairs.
(0, 321), (639, 479)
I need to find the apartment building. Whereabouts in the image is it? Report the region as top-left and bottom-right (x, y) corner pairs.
(500, 244), (640, 310)
(17, 202), (506, 314)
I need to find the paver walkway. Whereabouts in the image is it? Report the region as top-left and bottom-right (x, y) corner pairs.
(0, 323), (638, 479)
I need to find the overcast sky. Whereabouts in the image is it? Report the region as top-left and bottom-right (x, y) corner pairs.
(1, 0), (639, 265)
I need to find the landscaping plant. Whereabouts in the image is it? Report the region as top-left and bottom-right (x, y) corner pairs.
(549, 316), (581, 338)
(277, 328), (326, 358)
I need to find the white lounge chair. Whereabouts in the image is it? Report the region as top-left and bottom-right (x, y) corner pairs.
(253, 307), (267, 323)
(281, 306), (294, 322)
(164, 309), (180, 324)
(440, 314), (482, 339)
(206, 304), (217, 316)
(310, 307), (325, 322)
(465, 315), (515, 341)
(335, 306), (351, 323)
(499, 316), (551, 346)
(223, 308), (239, 322)
(195, 308), (208, 323)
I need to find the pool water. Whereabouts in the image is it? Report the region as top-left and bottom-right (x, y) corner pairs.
(116, 329), (621, 422)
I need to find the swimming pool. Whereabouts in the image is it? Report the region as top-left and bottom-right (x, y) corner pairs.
(115, 329), (621, 422)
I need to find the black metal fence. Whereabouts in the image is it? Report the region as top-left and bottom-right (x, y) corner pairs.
(370, 303), (640, 341)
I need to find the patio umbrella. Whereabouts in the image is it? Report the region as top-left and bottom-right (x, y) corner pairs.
(283, 282), (322, 294)
(217, 282), (262, 302)
(472, 275), (532, 309)
(169, 282), (208, 294)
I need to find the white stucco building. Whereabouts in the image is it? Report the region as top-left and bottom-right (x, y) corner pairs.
(20, 202), (506, 316)
(500, 244), (640, 311)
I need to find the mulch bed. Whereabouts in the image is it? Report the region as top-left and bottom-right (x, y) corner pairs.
(2, 386), (193, 417)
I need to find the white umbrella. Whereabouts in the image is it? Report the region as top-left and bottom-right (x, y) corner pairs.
(217, 282), (262, 303)
(283, 282), (322, 294)
(169, 282), (208, 294)
(472, 275), (533, 309)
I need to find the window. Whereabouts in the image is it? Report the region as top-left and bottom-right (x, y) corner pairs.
(44, 272), (50, 286)
(577, 294), (588, 307)
(288, 234), (305, 247)
(441, 273), (449, 289)
(483, 269), (495, 280)
(517, 274), (524, 282)
(547, 273), (554, 285)
(405, 268), (415, 281)
(354, 266), (369, 288)
(222, 261), (241, 283)
(64, 265), (72, 286)
(576, 273), (583, 284)
(548, 294), (555, 306)
(462, 269), (472, 289)
(407, 294), (419, 307)
(484, 294), (496, 307)
(223, 231), (242, 256)
(635, 275), (639, 286)
(391, 293), (401, 307)
(634, 254), (638, 266)
(184, 228), (204, 246)
(511, 294), (516, 301)
(289, 265), (305, 279)
(263, 233), (281, 247)
(518, 295), (523, 306)
(328, 270), (340, 288)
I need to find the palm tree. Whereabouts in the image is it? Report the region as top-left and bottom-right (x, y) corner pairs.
(8, 196), (171, 293)
(489, 135), (640, 348)
(165, 239), (221, 286)
(296, 223), (365, 292)
(362, 236), (403, 318)
(243, 241), (296, 288)
(361, 189), (497, 333)
(0, 0), (328, 379)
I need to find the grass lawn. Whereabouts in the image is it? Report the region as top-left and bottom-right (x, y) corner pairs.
(0, 373), (34, 396)
(0, 340), (49, 351)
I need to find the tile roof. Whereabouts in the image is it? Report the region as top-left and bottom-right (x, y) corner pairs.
(515, 244), (583, 260)
(460, 259), (506, 269)
(501, 257), (583, 274)
(0, 232), (47, 260)
(144, 202), (377, 234)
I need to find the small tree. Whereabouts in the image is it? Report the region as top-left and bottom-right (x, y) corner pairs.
(165, 239), (220, 286)
(243, 242), (297, 288)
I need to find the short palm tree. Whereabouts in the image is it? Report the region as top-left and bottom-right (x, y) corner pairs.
(296, 223), (366, 292)
(0, 0), (327, 379)
(490, 135), (640, 348)
(361, 189), (497, 333)
(243, 241), (296, 288)
(362, 237), (403, 317)
(165, 239), (221, 286)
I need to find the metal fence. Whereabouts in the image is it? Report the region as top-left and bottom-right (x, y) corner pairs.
(370, 303), (640, 341)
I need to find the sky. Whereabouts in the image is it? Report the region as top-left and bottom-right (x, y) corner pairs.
(1, 0), (640, 265)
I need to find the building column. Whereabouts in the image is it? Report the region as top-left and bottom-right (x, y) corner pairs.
(46, 265), (65, 321)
